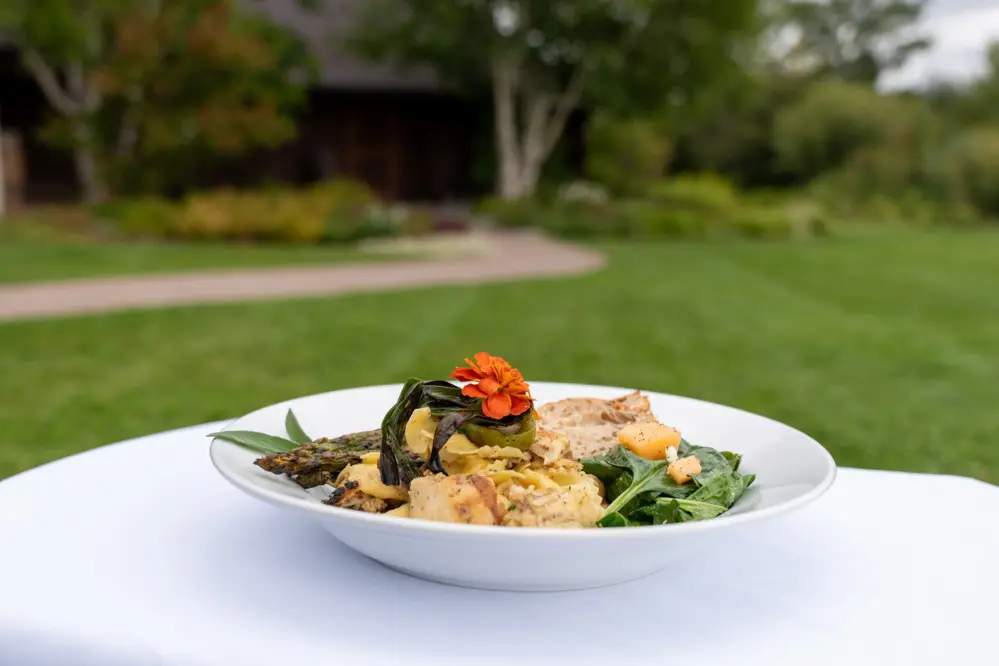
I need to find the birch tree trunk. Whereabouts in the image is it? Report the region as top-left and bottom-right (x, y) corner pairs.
(492, 53), (524, 199)
(491, 57), (587, 200)
(72, 131), (107, 205)
(20, 9), (109, 205)
(0, 115), (6, 219)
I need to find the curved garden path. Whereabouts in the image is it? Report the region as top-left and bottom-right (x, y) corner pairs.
(0, 231), (605, 322)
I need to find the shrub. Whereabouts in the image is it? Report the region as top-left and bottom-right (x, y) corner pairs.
(475, 196), (541, 229)
(774, 81), (913, 181)
(645, 173), (739, 211)
(931, 126), (999, 217)
(728, 207), (795, 240)
(172, 180), (374, 244)
(176, 189), (241, 240)
(544, 199), (633, 239)
(625, 202), (714, 239)
(402, 208), (436, 237)
(585, 113), (672, 197)
(314, 179), (378, 243)
(476, 174), (827, 242)
(355, 204), (406, 241)
(555, 180), (610, 206)
(100, 197), (181, 237)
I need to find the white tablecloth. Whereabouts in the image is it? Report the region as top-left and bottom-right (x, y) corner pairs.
(0, 422), (996, 666)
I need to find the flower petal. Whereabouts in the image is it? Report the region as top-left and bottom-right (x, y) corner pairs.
(461, 384), (488, 398)
(477, 377), (501, 395)
(472, 352), (494, 370)
(450, 367), (483, 382)
(509, 397), (532, 416)
(482, 392), (513, 419)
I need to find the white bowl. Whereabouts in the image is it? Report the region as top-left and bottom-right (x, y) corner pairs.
(209, 382), (836, 591)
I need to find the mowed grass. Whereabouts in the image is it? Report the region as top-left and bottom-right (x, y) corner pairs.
(0, 224), (393, 284)
(1, 230), (997, 483)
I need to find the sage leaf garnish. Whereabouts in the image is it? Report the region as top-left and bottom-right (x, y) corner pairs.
(208, 430), (299, 455)
(284, 408), (312, 444)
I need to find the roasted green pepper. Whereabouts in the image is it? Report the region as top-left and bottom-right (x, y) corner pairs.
(462, 412), (537, 450)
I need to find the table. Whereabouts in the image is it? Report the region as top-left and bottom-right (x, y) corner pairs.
(1, 423), (996, 666)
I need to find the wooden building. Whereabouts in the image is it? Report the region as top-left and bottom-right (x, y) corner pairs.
(0, 0), (495, 205)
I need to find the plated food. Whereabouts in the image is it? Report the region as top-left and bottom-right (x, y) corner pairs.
(211, 353), (755, 529)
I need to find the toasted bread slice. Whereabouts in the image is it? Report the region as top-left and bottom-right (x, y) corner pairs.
(535, 391), (656, 459)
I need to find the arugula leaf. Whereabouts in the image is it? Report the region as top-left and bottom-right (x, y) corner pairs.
(581, 456), (626, 490)
(582, 446), (689, 516)
(689, 471), (755, 507)
(208, 430), (300, 455)
(284, 409), (312, 445)
(585, 441), (754, 528)
(648, 471), (755, 524)
(682, 445), (733, 483)
(597, 512), (649, 528)
(721, 451), (742, 472)
(653, 498), (729, 523)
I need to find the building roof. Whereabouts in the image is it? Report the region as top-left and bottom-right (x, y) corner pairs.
(254, 0), (440, 90)
(1, 2), (441, 91)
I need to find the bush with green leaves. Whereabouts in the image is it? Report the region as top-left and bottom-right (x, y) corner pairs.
(94, 198), (182, 238)
(931, 126), (999, 218)
(500, 174), (826, 241)
(585, 114), (672, 197)
(774, 81), (914, 181)
(475, 197), (543, 229)
(100, 178), (391, 244)
(645, 173), (739, 211)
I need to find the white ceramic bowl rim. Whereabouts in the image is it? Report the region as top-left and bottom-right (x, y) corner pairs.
(210, 382), (837, 540)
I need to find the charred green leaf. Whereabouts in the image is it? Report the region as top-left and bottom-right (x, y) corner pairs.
(428, 411), (477, 474)
(377, 379), (430, 487)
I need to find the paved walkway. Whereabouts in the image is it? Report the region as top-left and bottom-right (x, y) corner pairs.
(0, 232), (605, 323)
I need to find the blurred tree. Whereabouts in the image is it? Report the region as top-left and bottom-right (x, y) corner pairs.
(672, 74), (807, 187)
(774, 79), (936, 183)
(585, 112), (672, 197)
(0, 0), (314, 203)
(775, 0), (931, 85)
(928, 42), (999, 126)
(349, 0), (759, 200)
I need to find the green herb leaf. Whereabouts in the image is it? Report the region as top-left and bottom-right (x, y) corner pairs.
(284, 409), (312, 445)
(646, 470), (756, 524)
(678, 442), (733, 482)
(688, 471), (755, 507)
(652, 498), (729, 523)
(586, 442), (753, 528)
(582, 446), (688, 516)
(721, 451), (742, 472)
(597, 512), (648, 527)
(208, 430), (299, 455)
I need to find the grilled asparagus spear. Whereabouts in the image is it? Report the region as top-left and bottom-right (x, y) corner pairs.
(254, 430), (382, 488)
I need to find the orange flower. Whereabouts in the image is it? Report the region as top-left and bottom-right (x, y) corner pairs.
(450, 352), (534, 420)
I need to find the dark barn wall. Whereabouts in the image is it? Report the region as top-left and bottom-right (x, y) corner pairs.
(0, 63), (488, 204)
(299, 89), (487, 202)
(0, 49), (79, 204)
(189, 89), (488, 202)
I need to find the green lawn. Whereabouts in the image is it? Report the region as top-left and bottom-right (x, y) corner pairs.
(1, 230), (997, 484)
(0, 225), (395, 283)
